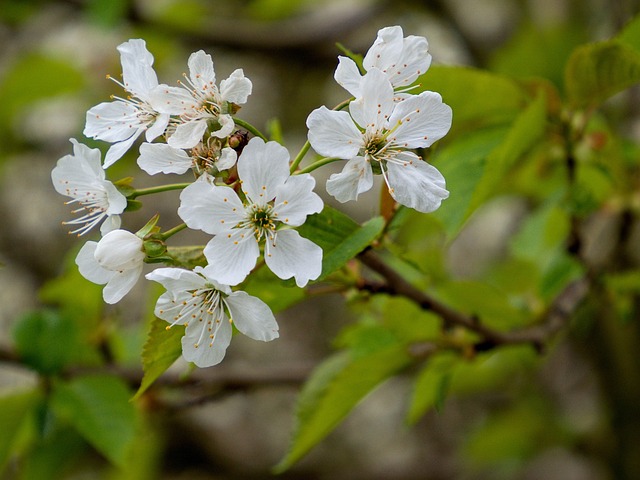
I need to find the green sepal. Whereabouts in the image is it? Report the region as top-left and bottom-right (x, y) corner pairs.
(136, 214), (161, 239)
(143, 239), (167, 258)
(125, 199), (143, 212)
(335, 42), (364, 73)
(113, 177), (135, 197)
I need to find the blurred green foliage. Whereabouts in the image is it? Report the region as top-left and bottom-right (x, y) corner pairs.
(1, 0), (640, 479)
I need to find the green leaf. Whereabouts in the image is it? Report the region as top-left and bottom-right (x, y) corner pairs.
(565, 40), (640, 107)
(618, 13), (640, 52)
(12, 309), (100, 374)
(437, 280), (529, 331)
(0, 388), (40, 470)
(134, 317), (184, 400)
(420, 66), (529, 132)
(468, 92), (547, 212)
(297, 206), (385, 280)
(431, 126), (508, 237)
(275, 344), (412, 472)
(51, 375), (136, 467)
(19, 427), (88, 480)
(407, 353), (456, 424)
(39, 250), (103, 328)
(490, 23), (586, 88)
(86, 0), (129, 27)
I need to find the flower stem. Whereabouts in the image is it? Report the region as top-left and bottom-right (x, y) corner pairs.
(289, 140), (312, 174)
(234, 118), (268, 141)
(130, 183), (190, 198)
(296, 157), (342, 175)
(289, 98), (351, 174)
(159, 223), (188, 240)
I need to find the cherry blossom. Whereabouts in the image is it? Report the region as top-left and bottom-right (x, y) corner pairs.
(307, 68), (451, 213)
(146, 267), (279, 367)
(334, 25), (432, 99)
(178, 137), (323, 287)
(51, 139), (127, 235)
(84, 39), (169, 168)
(149, 50), (252, 149)
(76, 229), (145, 304)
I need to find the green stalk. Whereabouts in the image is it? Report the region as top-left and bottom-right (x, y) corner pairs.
(296, 157), (342, 175)
(234, 118), (268, 141)
(289, 140), (312, 173)
(159, 223), (188, 241)
(289, 97), (352, 174)
(130, 183), (190, 198)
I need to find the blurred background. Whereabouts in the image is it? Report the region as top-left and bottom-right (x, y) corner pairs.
(1, 0), (640, 479)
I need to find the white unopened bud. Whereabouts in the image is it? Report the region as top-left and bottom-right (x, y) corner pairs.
(94, 229), (144, 271)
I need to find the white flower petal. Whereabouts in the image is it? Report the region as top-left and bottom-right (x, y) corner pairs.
(306, 106), (362, 159)
(386, 153), (449, 213)
(138, 143), (192, 175)
(52, 142), (104, 195)
(389, 91), (452, 148)
(220, 69), (252, 105)
(348, 68), (394, 131)
(225, 291), (279, 341)
(334, 56), (363, 98)
(145, 113), (170, 141)
(211, 114), (235, 139)
(146, 267), (206, 293)
(390, 34), (431, 87)
(84, 101), (140, 143)
(274, 174), (323, 226)
(104, 129), (143, 168)
(326, 156), (373, 203)
(94, 229), (144, 271)
(237, 137), (290, 205)
(76, 241), (113, 285)
(203, 232), (260, 286)
(168, 120), (208, 149)
(70, 139), (103, 176)
(187, 50), (216, 92)
(217, 147), (237, 171)
(178, 179), (244, 235)
(149, 85), (198, 116)
(104, 183), (127, 215)
(117, 39), (158, 102)
(100, 215), (121, 235)
(102, 263), (143, 304)
(363, 26), (404, 73)
(264, 229), (322, 287)
(182, 314), (233, 368)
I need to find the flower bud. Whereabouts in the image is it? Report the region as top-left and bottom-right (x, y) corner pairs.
(94, 229), (145, 271)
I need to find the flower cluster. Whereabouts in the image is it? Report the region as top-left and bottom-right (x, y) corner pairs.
(52, 27), (451, 368)
(307, 25), (452, 212)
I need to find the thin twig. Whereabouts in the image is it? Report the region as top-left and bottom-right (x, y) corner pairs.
(357, 249), (589, 352)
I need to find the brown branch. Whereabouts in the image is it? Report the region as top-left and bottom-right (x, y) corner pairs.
(357, 249), (589, 352)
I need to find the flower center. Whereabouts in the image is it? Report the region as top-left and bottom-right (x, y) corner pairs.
(247, 204), (277, 241)
(191, 138), (223, 173)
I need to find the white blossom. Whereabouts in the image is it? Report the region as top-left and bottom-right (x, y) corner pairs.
(307, 68), (451, 213)
(52, 139), (127, 235)
(76, 229), (145, 304)
(137, 139), (237, 176)
(84, 39), (169, 168)
(149, 50), (252, 149)
(335, 25), (432, 99)
(178, 137), (323, 287)
(146, 267), (278, 368)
